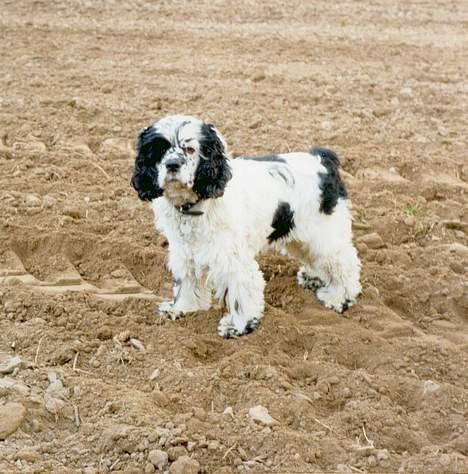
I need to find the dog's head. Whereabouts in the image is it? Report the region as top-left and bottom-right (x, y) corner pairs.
(131, 115), (232, 207)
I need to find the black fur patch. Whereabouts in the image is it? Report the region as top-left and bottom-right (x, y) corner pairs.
(311, 146), (348, 215)
(268, 202), (295, 243)
(131, 127), (171, 201)
(193, 123), (232, 200)
(241, 154), (286, 163)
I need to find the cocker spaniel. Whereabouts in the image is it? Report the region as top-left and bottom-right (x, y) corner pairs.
(131, 115), (361, 338)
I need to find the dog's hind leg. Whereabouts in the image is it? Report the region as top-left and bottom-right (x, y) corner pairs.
(293, 206), (361, 313)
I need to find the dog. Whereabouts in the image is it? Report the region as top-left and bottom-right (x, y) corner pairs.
(131, 115), (361, 338)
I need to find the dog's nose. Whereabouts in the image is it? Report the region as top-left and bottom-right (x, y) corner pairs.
(165, 159), (183, 172)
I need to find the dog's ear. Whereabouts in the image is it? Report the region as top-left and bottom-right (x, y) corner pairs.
(193, 123), (232, 199)
(131, 126), (170, 201)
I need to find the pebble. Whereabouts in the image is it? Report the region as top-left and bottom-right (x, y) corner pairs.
(144, 462), (156, 473)
(376, 449), (390, 461)
(0, 402), (26, 440)
(63, 207), (82, 219)
(449, 262), (464, 274)
(168, 446), (188, 461)
(447, 243), (468, 257)
(14, 448), (39, 463)
(223, 406), (234, 420)
(23, 194), (42, 208)
(0, 377), (30, 397)
(111, 269), (126, 278)
(149, 368), (161, 381)
(358, 233), (385, 249)
(423, 380), (440, 396)
(251, 72), (265, 82)
(42, 196), (57, 209)
(130, 338), (145, 352)
(0, 353), (23, 374)
(169, 456), (200, 474)
(400, 86), (414, 98)
(248, 405), (277, 426)
(404, 216), (416, 227)
(148, 449), (168, 470)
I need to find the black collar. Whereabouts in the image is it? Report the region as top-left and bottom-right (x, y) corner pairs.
(178, 201), (204, 216)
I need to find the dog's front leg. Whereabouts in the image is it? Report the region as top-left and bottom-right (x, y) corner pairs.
(158, 274), (211, 320)
(216, 258), (265, 338)
(158, 245), (211, 320)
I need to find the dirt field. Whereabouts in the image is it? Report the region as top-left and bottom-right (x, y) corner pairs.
(1, 0), (467, 472)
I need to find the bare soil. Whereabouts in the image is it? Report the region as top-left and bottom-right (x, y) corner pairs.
(1, 1), (467, 473)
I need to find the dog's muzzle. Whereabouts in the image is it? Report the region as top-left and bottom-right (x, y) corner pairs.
(165, 156), (185, 173)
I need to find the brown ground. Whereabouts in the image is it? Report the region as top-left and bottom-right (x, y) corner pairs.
(1, 1), (467, 473)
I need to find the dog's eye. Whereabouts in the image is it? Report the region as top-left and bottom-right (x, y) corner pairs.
(184, 146), (196, 155)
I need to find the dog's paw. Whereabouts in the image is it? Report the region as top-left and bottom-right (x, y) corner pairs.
(316, 287), (353, 313)
(217, 315), (260, 339)
(297, 267), (325, 291)
(157, 301), (184, 321)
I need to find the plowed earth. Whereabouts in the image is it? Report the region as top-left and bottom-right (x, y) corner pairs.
(0, 1), (467, 473)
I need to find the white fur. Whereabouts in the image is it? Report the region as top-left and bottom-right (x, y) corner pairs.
(147, 118), (362, 337)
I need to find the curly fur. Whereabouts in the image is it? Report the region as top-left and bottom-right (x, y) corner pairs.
(131, 115), (362, 338)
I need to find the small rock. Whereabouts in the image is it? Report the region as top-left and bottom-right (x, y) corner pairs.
(358, 233), (385, 249)
(320, 120), (332, 130)
(63, 207), (82, 219)
(0, 402), (26, 440)
(14, 448), (39, 463)
(149, 368), (161, 381)
(130, 338), (145, 352)
(115, 330), (131, 344)
(449, 262), (464, 274)
(111, 269), (126, 278)
(400, 86), (414, 98)
(144, 462), (155, 474)
(23, 194), (42, 208)
(355, 242), (368, 256)
(208, 441), (220, 451)
(328, 376), (340, 385)
(223, 406), (234, 420)
(376, 449), (390, 461)
(404, 216), (415, 227)
(169, 456), (200, 474)
(248, 405), (277, 426)
(42, 196), (57, 209)
(152, 389), (170, 407)
(447, 243), (468, 257)
(0, 353), (23, 374)
(423, 380), (440, 396)
(167, 446), (188, 461)
(0, 377), (30, 397)
(148, 449), (168, 470)
(251, 72), (265, 82)
(248, 118), (262, 130)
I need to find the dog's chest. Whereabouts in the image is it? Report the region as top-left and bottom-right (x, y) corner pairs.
(174, 215), (215, 268)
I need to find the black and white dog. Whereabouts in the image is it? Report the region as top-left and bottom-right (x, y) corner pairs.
(131, 115), (361, 338)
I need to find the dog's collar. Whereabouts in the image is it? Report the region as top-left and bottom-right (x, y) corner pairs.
(178, 201), (204, 216)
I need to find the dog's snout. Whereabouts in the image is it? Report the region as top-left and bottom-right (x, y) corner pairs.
(166, 158), (183, 172)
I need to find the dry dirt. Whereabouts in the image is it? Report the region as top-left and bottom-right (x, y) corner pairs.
(1, 0), (468, 473)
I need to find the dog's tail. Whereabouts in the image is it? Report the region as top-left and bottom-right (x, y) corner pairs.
(310, 145), (340, 167)
(310, 145), (347, 215)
